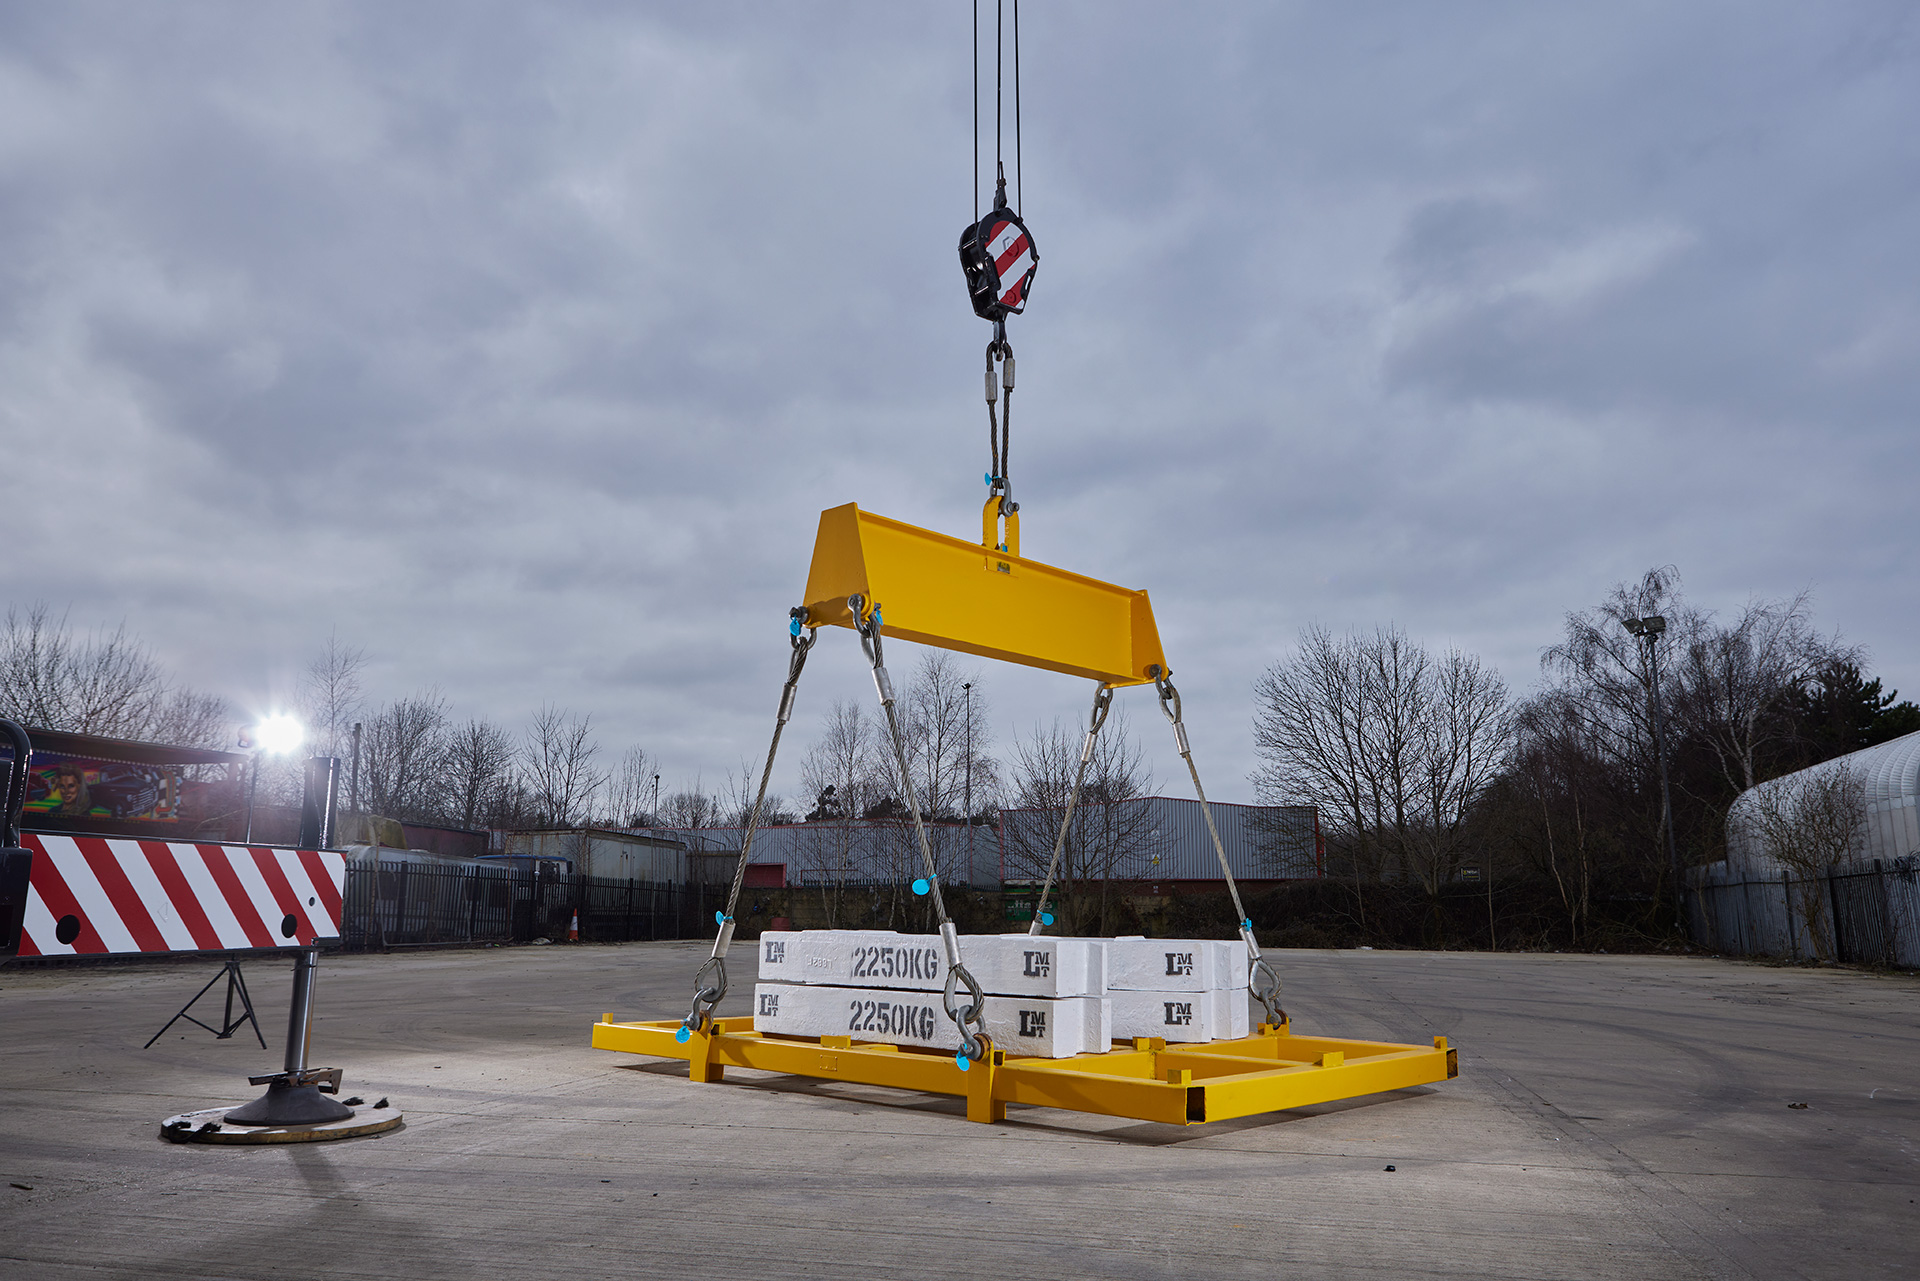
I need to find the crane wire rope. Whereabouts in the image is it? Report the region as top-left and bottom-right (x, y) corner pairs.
(678, 615), (818, 1040)
(1025, 682), (1112, 936)
(1150, 666), (1286, 1028)
(853, 596), (989, 1063)
(965, 0), (1029, 533)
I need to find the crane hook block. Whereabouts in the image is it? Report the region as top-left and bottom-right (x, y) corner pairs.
(959, 209), (1038, 322)
(799, 503), (1166, 687)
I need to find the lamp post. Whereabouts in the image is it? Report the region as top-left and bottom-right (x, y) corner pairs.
(242, 714), (305, 846)
(1623, 616), (1686, 936)
(963, 683), (974, 879)
(652, 774), (661, 828)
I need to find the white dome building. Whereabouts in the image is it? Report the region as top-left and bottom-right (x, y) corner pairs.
(1724, 729), (1920, 875)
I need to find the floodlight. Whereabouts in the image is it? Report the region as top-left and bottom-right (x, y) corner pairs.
(252, 715), (305, 756)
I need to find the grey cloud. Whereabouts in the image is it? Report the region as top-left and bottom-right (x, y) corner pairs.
(2, 1), (1916, 804)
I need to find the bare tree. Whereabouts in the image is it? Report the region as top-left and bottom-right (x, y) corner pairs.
(900, 652), (997, 820)
(1002, 709), (1156, 935)
(445, 717), (517, 830)
(1411, 648), (1514, 892)
(797, 700), (885, 923)
(1504, 692), (1618, 943)
(660, 785), (723, 829)
(1675, 591), (1852, 796)
(522, 705), (604, 829)
(720, 756), (791, 828)
(0, 603), (229, 747)
(362, 692), (452, 823)
(151, 689), (234, 752)
(604, 745), (660, 827)
(1541, 567), (1695, 786)
(1734, 763), (1867, 960)
(300, 632), (366, 763)
(1254, 624), (1513, 899)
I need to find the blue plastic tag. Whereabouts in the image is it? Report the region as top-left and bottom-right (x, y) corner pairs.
(675, 1026), (692, 1044)
(911, 878), (931, 896)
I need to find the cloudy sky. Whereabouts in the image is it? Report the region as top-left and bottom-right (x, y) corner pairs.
(3, 2), (1915, 809)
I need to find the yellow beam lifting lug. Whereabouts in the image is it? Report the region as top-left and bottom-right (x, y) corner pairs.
(981, 494), (1020, 569)
(800, 503), (1167, 687)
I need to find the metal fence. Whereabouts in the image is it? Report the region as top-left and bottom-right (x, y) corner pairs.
(1688, 857), (1920, 967)
(339, 861), (719, 951)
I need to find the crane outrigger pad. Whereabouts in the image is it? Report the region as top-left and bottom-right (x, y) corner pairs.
(592, 1016), (1456, 1126)
(800, 503), (1167, 687)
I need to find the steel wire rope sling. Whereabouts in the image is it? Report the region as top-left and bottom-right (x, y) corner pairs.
(1024, 682), (1113, 935)
(852, 596), (990, 1066)
(960, 0), (1036, 551)
(1149, 666), (1286, 1028)
(677, 612), (818, 1041)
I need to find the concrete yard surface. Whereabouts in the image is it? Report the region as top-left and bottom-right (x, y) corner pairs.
(2, 943), (1915, 1280)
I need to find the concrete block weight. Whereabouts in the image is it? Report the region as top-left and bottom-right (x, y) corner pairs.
(754, 981), (1108, 1058)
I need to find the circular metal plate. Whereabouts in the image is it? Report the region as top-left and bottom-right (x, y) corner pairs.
(160, 1104), (404, 1145)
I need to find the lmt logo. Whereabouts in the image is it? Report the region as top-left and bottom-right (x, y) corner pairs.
(1163, 1001), (1193, 1026)
(1022, 950), (1052, 978)
(1164, 951), (1194, 977)
(764, 939), (786, 963)
(758, 993), (780, 1017)
(1018, 1010), (1048, 1037)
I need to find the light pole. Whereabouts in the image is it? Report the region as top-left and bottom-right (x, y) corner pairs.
(963, 683), (974, 879)
(242, 714), (305, 845)
(652, 773), (661, 827)
(1624, 616), (1686, 937)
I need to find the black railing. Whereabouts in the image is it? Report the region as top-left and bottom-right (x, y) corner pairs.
(339, 862), (722, 951)
(1689, 857), (1918, 967)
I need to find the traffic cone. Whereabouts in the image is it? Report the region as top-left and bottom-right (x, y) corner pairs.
(568, 910), (580, 942)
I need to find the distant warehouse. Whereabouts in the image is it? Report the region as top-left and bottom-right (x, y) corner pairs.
(638, 797), (1320, 893)
(500, 828), (688, 883)
(997, 796), (1321, 893)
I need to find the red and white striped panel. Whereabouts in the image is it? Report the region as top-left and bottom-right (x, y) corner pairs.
(986, 218), (1034, 310)
(18, 834), (344, 957)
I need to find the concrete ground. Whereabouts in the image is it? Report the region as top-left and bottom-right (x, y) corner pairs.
(1, 944), (1914, 1281)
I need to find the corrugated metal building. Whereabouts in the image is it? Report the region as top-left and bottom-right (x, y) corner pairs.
(633, 799), (1318, 892)
(501, 828), (688, 882)
(997, 796), (1321, 890)
(1722, 728), (1920, 874)
(632, 821), (998, 889)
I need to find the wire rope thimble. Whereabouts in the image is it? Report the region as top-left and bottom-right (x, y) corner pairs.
(680, 951), (728, 1041)
(1250, 957), (1284, 1027)
(943, 963), (988, 1064)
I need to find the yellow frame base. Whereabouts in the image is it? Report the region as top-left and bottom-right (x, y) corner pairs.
(591, 1016), (1457, 1126)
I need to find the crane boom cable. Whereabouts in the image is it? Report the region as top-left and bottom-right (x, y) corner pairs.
(1014, 0), (1022, 211)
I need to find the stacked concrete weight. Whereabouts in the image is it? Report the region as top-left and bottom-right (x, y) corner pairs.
(1105, 937), (1252, 1044)
(753, 930), (1109, 1058)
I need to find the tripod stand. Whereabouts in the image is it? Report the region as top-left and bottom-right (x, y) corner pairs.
(144, 953), (266, 1050)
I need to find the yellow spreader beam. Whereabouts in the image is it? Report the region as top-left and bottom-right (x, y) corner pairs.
(591, 1017), (1457, 1126)
(800, 502), (1167, 687)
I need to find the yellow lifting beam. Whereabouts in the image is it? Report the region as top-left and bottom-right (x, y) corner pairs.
(799, 502), (1167, 687)
(592, 1017), (1458, 1126)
